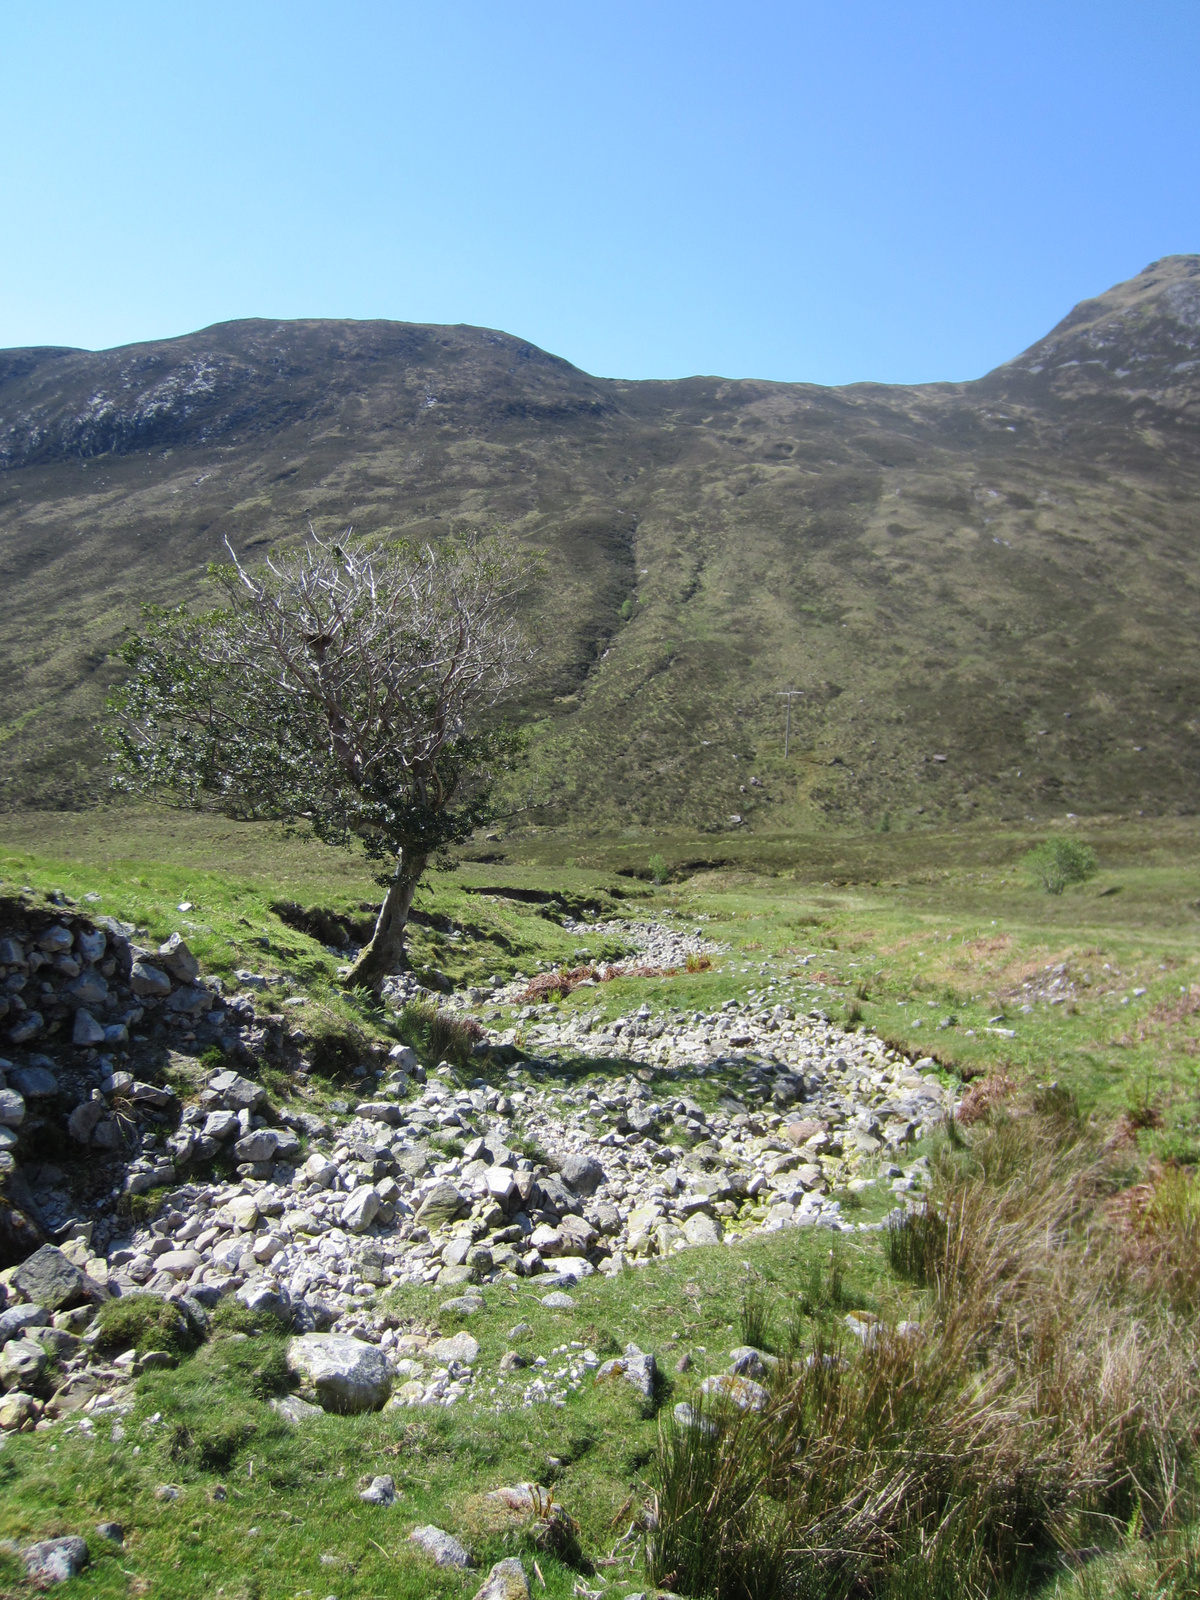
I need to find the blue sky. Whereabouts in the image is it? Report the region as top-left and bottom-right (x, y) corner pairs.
(2, 2), (1196, 384)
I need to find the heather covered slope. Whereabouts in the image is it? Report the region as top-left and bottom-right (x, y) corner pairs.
(2, 257), (1199, 827)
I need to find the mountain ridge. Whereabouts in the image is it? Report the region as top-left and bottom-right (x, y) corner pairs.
(2, 257), (1198, 832)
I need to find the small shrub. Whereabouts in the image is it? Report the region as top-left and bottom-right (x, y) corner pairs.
(649, 853), (668, 885)
(1023, 837), (1099, 894)
(685, 953), (713, 974)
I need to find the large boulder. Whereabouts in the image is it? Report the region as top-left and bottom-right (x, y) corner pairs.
(286, 1333), (392, 1413)
(10, 1063), (58, 1097)
(683, 1212), (724, 1247)
(130, 961), (172, 998)
(231, 1129), (280, 1164)
(12, 1244), (86, 1311)
(340, 1186), (381, 1233)
(158, 932), (200, 981)
(414, 1182), (467, 1229)
(559, 1153), (605, 1195)
(208, 1070), (267, 1111)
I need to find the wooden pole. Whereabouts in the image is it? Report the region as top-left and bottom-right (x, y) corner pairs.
(777, 689), (802, 758)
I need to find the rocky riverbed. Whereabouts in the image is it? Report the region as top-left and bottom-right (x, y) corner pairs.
(0, 891), (955, 1433)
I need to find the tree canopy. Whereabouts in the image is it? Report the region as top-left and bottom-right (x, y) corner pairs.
(106, 531), (534, 983)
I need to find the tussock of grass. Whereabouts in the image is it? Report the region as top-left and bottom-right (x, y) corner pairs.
(396, 997), (484, 1068)
(92, 1294), (202, 1358)
(648, 1102), (1200, 1599)
(737, 1285), (774, 1353)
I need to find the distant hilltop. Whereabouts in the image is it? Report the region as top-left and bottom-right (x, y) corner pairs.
(2, 256), (1199, 829)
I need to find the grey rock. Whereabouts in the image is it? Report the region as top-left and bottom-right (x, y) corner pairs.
(8, 1012), (43, 1044)
(410, 1524), (473, 1568)
(728, 1346), (769, 1380)
(341, 1186), (381, 1233)
(359, 1474), (396, 1505)
(0, 1337), (47, 1388)
(95, 1522), (123, 1544)
(203, 1109), (240, 1141)
(286, 1333), (392, 1413)
(699, 1373), (769, 1411)
(210, 1071), (267, 1111)
(559, 1153), (605, 1195)
(596, 1343), (656, 1400)
(232, 1129), (280, 1164)
(237, 1280), (291, 1319)
(23, 1536), (89, 1584)
(356, 1101), (401, 1126)
(76, 929), (107, 963)
(414, 1181), (467, 1228)
(128, 1080), (175, 1108)
(159, 932), (200, 981)
(541, 1291), (576, 1310)
(472, 1556), (530, 1600)
(270, 1393), (324, 1423)
(36, 926), (74, 955)
(155, 1249), (203, 1278)
(10, 1063), (57, 1097)
(440, 1294), (485, 1316)
(0, 1088), (25, 1128)
(72, 1009), (107, 1046)
(682, 1211), (724, 1247)
(131, 961), (172, 998)
(65, 970), (108, 1007)
(91, 1118), (125, 1151)
(673, 1401), (717, 1435)
(427, 1331), (480, 1366)
(166, 985), (213, 1017)
(12, 1244), (86, 1311)
(0, 1304), (49, 1341)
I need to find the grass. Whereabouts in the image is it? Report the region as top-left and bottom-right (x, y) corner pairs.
(1, 807), (1200, 1595)
(647, 1102), (1200, 1600)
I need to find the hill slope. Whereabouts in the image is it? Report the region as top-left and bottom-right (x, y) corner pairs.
(2, 256), (1199, 830)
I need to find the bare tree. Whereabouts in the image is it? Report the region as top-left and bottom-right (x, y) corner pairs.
(106, 531), (534, 988)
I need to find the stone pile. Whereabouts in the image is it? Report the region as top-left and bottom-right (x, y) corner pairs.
(0, 895), (954, 1432)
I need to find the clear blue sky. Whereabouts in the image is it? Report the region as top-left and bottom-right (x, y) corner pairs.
(2, 2), (1196, 385)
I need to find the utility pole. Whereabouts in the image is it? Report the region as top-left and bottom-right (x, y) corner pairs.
(777, 689), (803, 758)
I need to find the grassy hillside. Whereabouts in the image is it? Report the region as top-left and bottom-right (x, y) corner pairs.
(1, 258), (1199, 828)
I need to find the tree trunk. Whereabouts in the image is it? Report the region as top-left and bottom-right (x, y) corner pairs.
(342, 850), (428, 991)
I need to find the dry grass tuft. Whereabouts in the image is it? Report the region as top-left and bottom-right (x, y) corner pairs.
(648, 1102), (1200, 1599)
(954, 1071), (1016, 1126)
